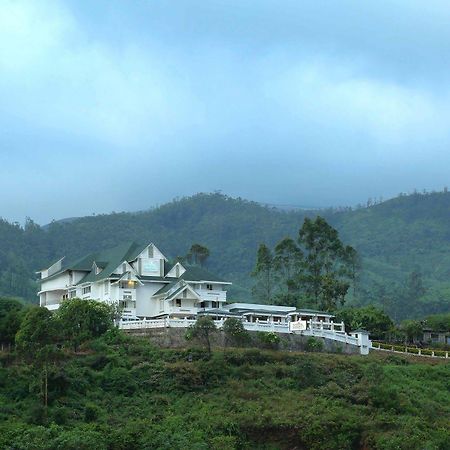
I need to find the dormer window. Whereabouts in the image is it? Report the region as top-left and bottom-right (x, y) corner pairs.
(206, 284), (213, 291)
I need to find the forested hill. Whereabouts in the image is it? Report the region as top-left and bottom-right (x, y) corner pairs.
(1, 191), (450, 319)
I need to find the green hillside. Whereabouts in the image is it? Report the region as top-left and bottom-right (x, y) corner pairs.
(1, 332), (449, 450)
(1, 191), (450, 319)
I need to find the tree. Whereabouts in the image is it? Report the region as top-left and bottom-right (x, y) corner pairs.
(222, 317), (249, 346)
(297, 216), (355, 310)
(15, 307), (57, 358)
(0, 298), (25, 347)
(185, 316), (217, 353)
(186, 244), (210, 267)
(400, 319), (423, 344)
(15, 307), (60, 417)
(273, 237), (303, 306)
(335, 306), (394, 340)
(252, 244), (276, 303)
(56, 299), (114, 352)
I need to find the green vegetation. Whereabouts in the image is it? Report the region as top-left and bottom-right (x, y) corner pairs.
(2, 191), (450, 319)
(252, 216), (356, 310)
(1, 332), (449, 449)
(0, 299), (449, 449)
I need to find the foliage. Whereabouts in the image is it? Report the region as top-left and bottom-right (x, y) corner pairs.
(400, 320), (424, 344)
(335, 305), (394, 340)
(56, 299), (115, 352)
(252, 216), (356, 311)
(222, 318), (250, 346)
(185, 243), (210, 267)
(15, 307), (57, 358)
(256, 331), (280, 349)
(251, 244), (276, 303)
(424, 312), (450, 332)
(304, 336), (324, 352)
(185, 316), (217, 353)
(2, 191), (450, 319)
(0, 334), (449, 449)
(0, 297), (25, 345)
(298, 216), (355, 310)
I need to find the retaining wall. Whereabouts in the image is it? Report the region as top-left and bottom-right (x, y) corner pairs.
(123, 327), (361, 355)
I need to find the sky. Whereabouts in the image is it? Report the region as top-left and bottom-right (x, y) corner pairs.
(2, 0), (450, 224)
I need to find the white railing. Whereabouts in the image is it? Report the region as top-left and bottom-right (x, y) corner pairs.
(303, 328), (359, 346)
(120, 318), (290, 334)
(243, 322), (290, 333)
(118, 317), (366, 352)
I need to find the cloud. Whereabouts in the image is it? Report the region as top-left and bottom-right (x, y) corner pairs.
(1, 0), (450, 222)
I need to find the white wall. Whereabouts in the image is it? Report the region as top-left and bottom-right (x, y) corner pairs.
(135, 282), (166, 317)
(41, 272), (70, 291)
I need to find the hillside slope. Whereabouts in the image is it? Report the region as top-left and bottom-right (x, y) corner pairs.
(1, 191), (450, 319)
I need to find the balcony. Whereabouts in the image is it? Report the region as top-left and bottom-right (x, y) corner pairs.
(119, 288), (136, 302)
(197, 290), (226, 303)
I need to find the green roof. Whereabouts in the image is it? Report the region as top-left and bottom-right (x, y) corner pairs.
(154, 282), (176, 296)
(41, 243), (230, 288)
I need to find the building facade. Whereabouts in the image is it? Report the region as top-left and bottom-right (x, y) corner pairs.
(38, 241), (230, 319)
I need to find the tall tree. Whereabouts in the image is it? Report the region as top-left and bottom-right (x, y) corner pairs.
(273, 237), (303, 306)
(15, 307), (60, 417)
(298, 216), (356, 310)
(252, 244), (276, 303)
(187, 244), (210, 267)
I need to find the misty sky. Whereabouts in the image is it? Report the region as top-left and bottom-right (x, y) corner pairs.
(2, 1), (450, 224)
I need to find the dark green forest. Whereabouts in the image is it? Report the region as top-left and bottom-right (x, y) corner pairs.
(1, 191), (450, 320)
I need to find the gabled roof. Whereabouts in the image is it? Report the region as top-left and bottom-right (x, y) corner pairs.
(42, 241), (148, 284)
(40, 242), (230, 287)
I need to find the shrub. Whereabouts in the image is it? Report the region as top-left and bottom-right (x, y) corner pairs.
(305, 337), (324, 352)
(256, 332), (280, 349)
(222, 318), (250, 346)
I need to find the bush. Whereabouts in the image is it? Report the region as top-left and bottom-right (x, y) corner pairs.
(222, 318), (250, 346)
(256, 332), (280, 349)
(305, 337), (324, 353)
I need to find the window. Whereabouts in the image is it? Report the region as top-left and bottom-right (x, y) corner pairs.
(206, 284), (213, 291)
(212, 301), (218, 308)
(183, 289), (187, 298)
(200, 301), (205, 308)
(148, 246), (154, 258)
(175, 299), (182, 307)
(175, 265), (180, 277)
(68, 290), (76, 299)
(122, 263), (127, 274)
(123, 294), (133, 301)
(82, 286), (91, 295)
(62, 293), (68, 300)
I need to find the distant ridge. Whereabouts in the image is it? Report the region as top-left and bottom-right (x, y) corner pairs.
(1, 190), (450, 319)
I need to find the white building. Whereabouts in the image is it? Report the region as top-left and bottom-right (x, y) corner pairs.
(38, 241), (371, 354)
(38, 241), (230, 319)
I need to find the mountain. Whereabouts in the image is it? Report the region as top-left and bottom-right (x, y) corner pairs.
(1, 191), (450, 320)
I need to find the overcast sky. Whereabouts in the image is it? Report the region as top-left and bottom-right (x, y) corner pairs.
(2, 1), (450, 224)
